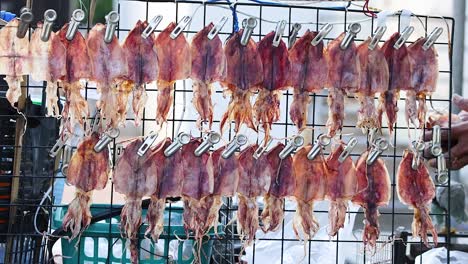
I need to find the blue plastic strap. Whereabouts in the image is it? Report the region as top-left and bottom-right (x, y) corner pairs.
(1, 11), (16, 22)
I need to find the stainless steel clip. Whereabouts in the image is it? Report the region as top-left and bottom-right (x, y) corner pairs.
(311, 23), (332, 46)
(307, 134), (331, 160)
(17, 7), (33, 39)
(66, 9), (85, 41)
(411, 140), (425, 170)
(431, 125), (442, 157)
(208, 16), (228, 40)
(164, 132), (190, 157)
(393, 26), (414, 49)
(222, 134), (248, 159)
(137, 131), (159, 156)
(104, 11), (119, 43)
(436, 155), (448, 184)
(141, 15), (163, 39)
(194, 131), (221, 156)
(279, 135), (304, 159)
(253, 138), (273, 159)
(49, 134), (70, 158)
(272, 20), (287, 47)
(366, 138), (389, 165)
(41, 9), (57, 42)
(423, 27), (443, 51)
(288, 23), (302, 48)
(94, 128), (120, 153)
(240, 17), (257, 46)
(368, 26), (387, 50)
(170, 16), (191, 39)
(338, 137), (358, 163)
(61, 145), (74, 176)
(340, 23), (361, 50)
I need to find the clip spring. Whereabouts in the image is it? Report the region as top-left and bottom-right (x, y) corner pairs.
(288, 23), (301, 48)
(66, 9), (85, 41)
(393, 26), (414, 49)
(278, 135), (304, 159)
(222, 134), (248, 159)
(366, 138), (389, 165)
(195, 132), (221, 156)
(423, 27), (443, 51)
(41, 9), (57, 42)
(104, 11), (119, 43)
(368, 26), (387, 50)
(411, 140), (425, 170)
(272, 20), (287, 48)
(17, 7), (34, 39)
(338, 137), (358, 163)
(170, 16), (191, 39)
(307, 134), (331, 160)
(311, 23), (332, 46)
(49, 134), (70, 158)
(164, 132), (190, 157)
(94, 128), (120, 153)
(208, 16), (228, 40)
(253, 138), (273, 159)
(240, 17), (257, 46)
(137, 131), (159, 156)
(340, 23), (361, 50)
(141, 15), (163, 39)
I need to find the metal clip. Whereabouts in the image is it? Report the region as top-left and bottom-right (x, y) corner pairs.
(423, 27), (443, 51)
(104, 11), (119, 43)
(288, 23), (301, 48)
(114, 144), (124, 160)
(368, 26), (387, 50)
(208, 16), (228, 40)
(91, 111), (101, 133)
(17, 7), (33, 39)
(66, 9), (85, 41)
(49, 134), (70, 158)
(41, 9), (57, 42)
(338, 137), (358, 163)
(411, 140), (425, 170)
(393, 26), (414, 49)
(279, 135), (304, 159)
(366, 138), (389, 165)
(164, 132), (190, 157)
(431, 125), (442, 157)
(94, 128), (120, 153)
(137, 131), (159, 156)
(307, 134), (331, 160)
(141, 15), (163, 39)
(340, 23), (361, 50)
(311, 23), (332, 46)
(222, 134), (248, 159)
(170, 16), (191, 39)
(436, 155), (448, 184)
(272, 20), (287, 47)
(194, 131), (221, 156)
(253, 138), (273, 159)
(240, 17), (257, 46)
(61, 145), (74, 176)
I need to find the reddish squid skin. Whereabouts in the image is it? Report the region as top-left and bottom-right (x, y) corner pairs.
(397, 150), (438, 247)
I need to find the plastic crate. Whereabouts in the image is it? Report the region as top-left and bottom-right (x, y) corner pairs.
(52, 204), (223, 264)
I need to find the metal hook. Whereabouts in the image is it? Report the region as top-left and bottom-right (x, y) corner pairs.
(17, 7), (33, 39)
(49, 134), (70, 158)
(41, 9), (57, 42)
(311, 23), (332, 46)
(137, 131), (159, 156)
(222, 134), (248, 159)
(94, 128), (120, 153)
(307, 134), (331, 160)
(411, 140), (425, 170)
(66, 9), (85, 41)
(338, 137), (358, 163)
(104, 11), (119, 43)
(194, 131), (221, 156)
(208, 16), (228, 40)
(170, 16), (191, 39)
(164, 132), (191, 157)
(288, 23), (301, 48)
(272, 20), (287, 47)
(279, 135), (304, 159)
(253, 138), (273, 159)
(340, 23), (361, 50)
(368, 26), (387, 50)
(240, 17), (257, 46)
(393, 26), (414, 49)
(423, 27), (443, 51)
(141, 15), (163, 39)
(366, 138), (389, 165)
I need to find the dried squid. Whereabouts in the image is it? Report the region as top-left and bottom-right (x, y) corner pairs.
(62, 134), (109, 240)
(289, 30), (328, 131)
(87, 24), (129, 128)
(154, 23), (191, 126)
(325, 33), (361, 137)
(292, 145), (327, 240)
(122, 21), (159, 126)
(29, 22), (66, 117)
(220, 30), (263, 133)
(191, 23), (226, 129)
(352, 151), (390, 250)
(397, 150), (438, 246)
(254, 32), (290, 142)
(0, 19), (31, 107)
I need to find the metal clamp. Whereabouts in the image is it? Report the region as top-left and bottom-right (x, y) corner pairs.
(436, 155), (448, 184)
(272, 20), (287, 47)
(338, 137), (358, 163)
(411, 140), (425, 170)
(222, 134), (248, 159)
(164, 132), (190, 157)
(307, 134), (331, 160)
(194, 131), (221, 156)
(141, 15), (162, 39)
(393, 26), (414, 49)
(288, 23), (301, 48)
(368, 26), (387, 50)
(104, 11), (119, 43)
(240, 17), (257, 46)
(366, 138), (389, 165)
(208, 16), (228, 40)
(17, 7), (34, 39)
(137, 131), (159, 156)
(340, 23), (361, 50)
(279, 135), (304, 159)
(60, 145), (74, 176)
(431, 125), (442, 157)
(311, 23), (332, 46)
(41, 9), (57, 42)
(253, 138), (273, 160)
(66, 9), (85, 41)
(94, 128), (120, 153)
(49, 134), (70, 158)
(170, 16), (191, 39)
(423, 27), (443, 51)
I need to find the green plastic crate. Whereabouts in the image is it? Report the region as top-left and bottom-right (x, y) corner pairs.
(52, 204), (223, 264)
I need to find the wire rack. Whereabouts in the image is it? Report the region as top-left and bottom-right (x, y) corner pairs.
(0, 0), (456, 263)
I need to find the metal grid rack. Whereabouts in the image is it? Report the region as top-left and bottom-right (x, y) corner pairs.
(0, 0), (456, 263)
